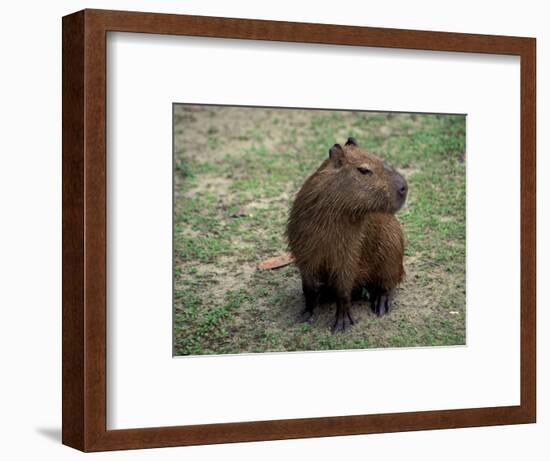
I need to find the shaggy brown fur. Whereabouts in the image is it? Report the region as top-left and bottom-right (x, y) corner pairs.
(287, 137), (407, 333)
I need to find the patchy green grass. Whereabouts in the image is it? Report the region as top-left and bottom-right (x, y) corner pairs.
(173, 106), (466, 355)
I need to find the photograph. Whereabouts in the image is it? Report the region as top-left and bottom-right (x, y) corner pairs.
(173, 104), (466, 356)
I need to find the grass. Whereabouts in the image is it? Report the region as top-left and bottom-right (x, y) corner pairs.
(173, 106), (466, 355)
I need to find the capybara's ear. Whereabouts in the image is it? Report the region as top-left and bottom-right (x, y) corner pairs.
(345, 137), (358, 147)
(329, 143), (345, 166)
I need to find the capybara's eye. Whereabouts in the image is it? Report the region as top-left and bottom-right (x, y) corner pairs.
(357, 166), (373, 175)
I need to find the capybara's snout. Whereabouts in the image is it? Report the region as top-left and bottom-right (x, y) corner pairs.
(393, 171), (408, 211)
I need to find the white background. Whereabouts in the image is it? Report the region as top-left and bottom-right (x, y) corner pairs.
(0, 0), (547, 460)
(108, 33), (520, 429)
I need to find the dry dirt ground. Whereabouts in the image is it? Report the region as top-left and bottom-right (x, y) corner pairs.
(173, 105), (466, 355)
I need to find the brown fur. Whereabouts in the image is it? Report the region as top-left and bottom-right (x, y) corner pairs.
(286, 138), (407, 333)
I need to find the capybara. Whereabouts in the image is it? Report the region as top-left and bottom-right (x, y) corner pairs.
(286, 137), (407, 333)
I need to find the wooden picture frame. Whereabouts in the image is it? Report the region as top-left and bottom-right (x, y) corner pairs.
(62, 9), (536, 452)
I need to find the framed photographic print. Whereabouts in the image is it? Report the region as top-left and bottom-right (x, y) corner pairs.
(62, 9), (536, 452)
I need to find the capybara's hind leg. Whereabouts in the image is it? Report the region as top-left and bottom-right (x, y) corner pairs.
(332, 290), (354, 334)
(298, 275), (320, 323)
(370, 287), (395, 317)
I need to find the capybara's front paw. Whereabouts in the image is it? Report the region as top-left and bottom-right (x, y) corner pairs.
(331, 311), (354, 334)
(371, 290), (394, 317)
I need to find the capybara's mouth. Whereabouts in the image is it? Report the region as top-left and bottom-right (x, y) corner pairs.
(395, 193), (408, 212)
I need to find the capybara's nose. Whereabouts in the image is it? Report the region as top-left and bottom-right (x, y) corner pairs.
(396, 175), (408, 198)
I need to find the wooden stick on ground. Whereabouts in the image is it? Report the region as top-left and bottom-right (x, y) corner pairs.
(257, 252), (295, 270)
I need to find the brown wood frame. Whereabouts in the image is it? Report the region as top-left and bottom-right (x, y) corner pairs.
(62, 8), (536, 452)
